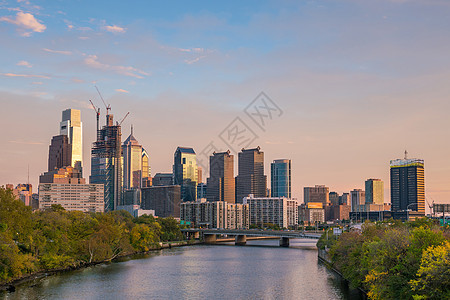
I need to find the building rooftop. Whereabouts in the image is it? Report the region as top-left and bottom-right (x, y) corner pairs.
(176, 147), (196, 154)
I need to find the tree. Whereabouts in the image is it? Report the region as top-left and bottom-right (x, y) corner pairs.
(410, 241), (450, 300)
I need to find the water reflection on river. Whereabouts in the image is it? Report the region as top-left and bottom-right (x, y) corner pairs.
(2, 239), (364, 300)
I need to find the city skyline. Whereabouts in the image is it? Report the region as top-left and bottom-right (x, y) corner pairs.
(1, 1), (450, 205)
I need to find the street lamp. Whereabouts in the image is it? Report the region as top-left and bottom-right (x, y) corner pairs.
(406, 203), (418, 221)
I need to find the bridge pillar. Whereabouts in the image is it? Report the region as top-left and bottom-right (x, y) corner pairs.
(194, 231), (200, 239)
(279, 237), (290, 247)
(204, 234), (217, 244)
(235, 235), (247, 246)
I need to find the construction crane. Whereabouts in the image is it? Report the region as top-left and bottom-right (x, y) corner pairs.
(95, 86), (111, 115)
(89, 99), (101, 132)
(117, 112), (130, 126)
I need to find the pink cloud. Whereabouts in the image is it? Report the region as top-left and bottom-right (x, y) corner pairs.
(103, 25), (126, 33)
(84, 55), (149, 79)
(0, 11), (46, 36)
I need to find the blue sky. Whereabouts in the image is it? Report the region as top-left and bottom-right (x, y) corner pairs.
(1, 0), (450, 206)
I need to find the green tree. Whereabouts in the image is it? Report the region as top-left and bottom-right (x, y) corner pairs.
(410, 241), (450, 300)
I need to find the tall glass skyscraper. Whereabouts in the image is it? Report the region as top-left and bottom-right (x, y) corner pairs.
(207, 150), (235, 203)
(390, 157), (425, 214)
(271, 159), (291, 198)
(60, 109), (83, 175)
(173, 147), (198, 202)
(122, 127), (143, 190)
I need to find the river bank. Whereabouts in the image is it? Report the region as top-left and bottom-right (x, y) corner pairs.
(0, 240), (201, 293)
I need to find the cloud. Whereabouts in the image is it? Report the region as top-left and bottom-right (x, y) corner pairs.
(2, 73), (49, 79)
(103, 25), (126, 34)
(71, 77), (84, 83)
(184, 56), (206, 65)
(31, 81), (43, 85)
(116, 89), (129, 93)
(0, 11), (46, 36)
(42, 48), (72, 55)
(84, 55), (149, 78)
(17, 60), (32, 68)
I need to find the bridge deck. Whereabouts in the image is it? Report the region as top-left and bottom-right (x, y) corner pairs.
(181, 229), (321, 239)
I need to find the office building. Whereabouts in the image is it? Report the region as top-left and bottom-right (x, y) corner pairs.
(152, 173), (173, 186)
(271, 159), (291, 198)
(351, 189), (365, 212)
(207, 150), (235, 203)
(365, 179), (384, 205)
(173, 147), (198, 202)
(90, 113), (122, 212)
(48, 135), (71, 172)
(60, 109), (83, 174)
(329, 192), (340, 206)
(340, 193), (351, 206)
(197, 166), (202, 184)
(197, 183), (207, 199)
(141, 185), (181, 218)
(235, 147), (267, 203)
(286, 199), (299, 227)
(122, 128), (143, 190)
(299, 202), (325, 225)
(304, 185), (330, 206)
(390, 156), (425, 214)
(8, 183), (32, 207)
(243, 195), (288, 229)
(39, 183), (104, 212)
(142, 148), (151, 186)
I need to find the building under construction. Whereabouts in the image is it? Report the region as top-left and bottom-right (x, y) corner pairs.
(90, 114), (122, 212)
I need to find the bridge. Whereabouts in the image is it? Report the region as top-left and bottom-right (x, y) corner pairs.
(181, 229), (322, 247)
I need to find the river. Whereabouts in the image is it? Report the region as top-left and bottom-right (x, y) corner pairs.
(1, 239), (364, 299)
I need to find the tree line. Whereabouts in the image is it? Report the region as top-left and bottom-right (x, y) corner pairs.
(0, 187), (184, 285)
(318, 218), (450, 300)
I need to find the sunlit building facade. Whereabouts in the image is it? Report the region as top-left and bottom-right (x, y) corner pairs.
(173, 147), (198, 202)
(271, 159), (291, 198)
(207, 150), (235, 203)
(60, 109), (83, 175)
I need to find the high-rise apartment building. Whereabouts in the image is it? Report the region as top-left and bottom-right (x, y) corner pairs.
(122, 128), (143, 190)
(365, 179), (384, 205)
(90, 114), (122, 212)
(60, 109), (82, 174)
(173, 147), (198, 202)
(235, 147), (267, 203)
(390, 156), (425, 214)
(304, 185), (330, 206)
(243, 195), (289, 229)
(207, 151), (235, 203)
(271, 159), (291, 198)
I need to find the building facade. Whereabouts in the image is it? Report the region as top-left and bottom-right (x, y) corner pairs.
(390, 157), (425, 214)
(152, 173), (173, 186)
(90, 114), (122, 212)
(141, 185), (181, 218)
(38, 183), (104, 212)
(365, 179), (384, 205)
(48, 135), (71, 172)
(122, 129), (143, 190)
(60, 109), (83, 174)
(207, 151), (235, 203)
(304, 185), (330, 206)
(243, 195), (288, 229)
(299, 202), (325, 225)
(173, 147), (198, 202)
(351, 189), (365, 212)
(271, 159), (291, 198)
(235, 147), (267, 203)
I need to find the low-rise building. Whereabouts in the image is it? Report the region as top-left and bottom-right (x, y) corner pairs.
(299, 202), (325, 225)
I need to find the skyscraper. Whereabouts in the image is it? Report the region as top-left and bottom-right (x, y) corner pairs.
(60, 109), (82, 175)
(90, 114), (122, 212)
(351, 189), (365, 212)
(48, 135), (71, 172)
(142, 148), (150, 184)
(173, 147), (198, 202)
(122, 127), (143, 190)
(207, 150), (235, 203)
(365, 179), (384, 205)
(271, 159), (291, 198)
(235, 147), (267, 203)
(390, 155), (425, 214)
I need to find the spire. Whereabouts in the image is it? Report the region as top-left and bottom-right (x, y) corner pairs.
(131, 124), (133, 136)
(404, 150), (408, 159)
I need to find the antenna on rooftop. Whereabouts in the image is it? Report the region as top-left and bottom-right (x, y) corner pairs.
(404, 150), (408, 159)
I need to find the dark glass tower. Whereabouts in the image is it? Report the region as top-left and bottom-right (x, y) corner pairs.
(235, 147), (267, 203)
(271, 159), (291, 198)
(173, 147), (198, 202)
(390, 157), (425, 214)
(90, 114), (122, 212)
(207, 150), (235, 203)
(48, 135), (71, 172)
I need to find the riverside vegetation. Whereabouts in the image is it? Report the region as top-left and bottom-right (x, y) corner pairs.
(317, 218), (450, 300)
(0, 187), (184, 285)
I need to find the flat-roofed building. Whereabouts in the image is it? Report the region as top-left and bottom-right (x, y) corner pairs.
(38, 183), (104, 213)
(141, 185), (181, 218)
(243, 195), (288, 229)
(304, 185), (329, 206)
(299, 202), (325, 225)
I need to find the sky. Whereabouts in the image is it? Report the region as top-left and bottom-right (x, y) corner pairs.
(1, 0), (450, 207)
